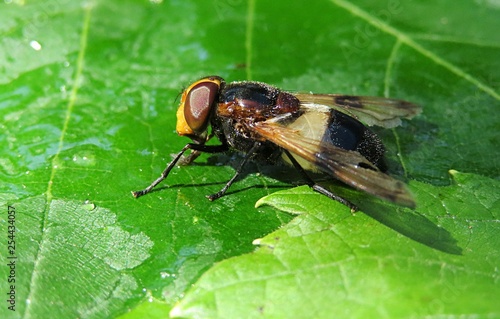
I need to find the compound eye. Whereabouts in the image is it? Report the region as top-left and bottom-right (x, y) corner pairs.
(184, 81), (219, 133)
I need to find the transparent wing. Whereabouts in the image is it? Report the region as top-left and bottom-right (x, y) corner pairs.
(252, 118), (415, 207)
(294, 93), (421, 128)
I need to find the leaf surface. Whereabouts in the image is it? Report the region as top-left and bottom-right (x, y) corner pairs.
(172, 171), (500, 318)
(0, 1), (498, 318)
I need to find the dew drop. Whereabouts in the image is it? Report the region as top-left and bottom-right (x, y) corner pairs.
(72, 151), (96, 167)
(82, 200), (96, 211)
(30, 40), (42, 51)
(160, 272), (170, 279)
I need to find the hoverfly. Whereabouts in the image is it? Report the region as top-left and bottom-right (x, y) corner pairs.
(132, 76), (421, 211)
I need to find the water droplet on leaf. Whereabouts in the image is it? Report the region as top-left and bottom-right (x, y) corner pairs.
(82, 200), (96, 211)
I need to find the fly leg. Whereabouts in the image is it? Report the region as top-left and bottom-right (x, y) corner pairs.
(132, 143), (229, 198)
(283, 150), (358, 212)
(207, 142), (262, 201)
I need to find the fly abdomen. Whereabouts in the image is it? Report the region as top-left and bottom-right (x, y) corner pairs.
(324, 111), (385, 170)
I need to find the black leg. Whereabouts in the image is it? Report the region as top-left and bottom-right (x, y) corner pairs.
(132, 143), (229, 198)
(178, 150), (202, 166)
(283, 150), (358, 212)
(187, 143), (230, 153)
(179, 143), (230, 165)
(206, 142), (262, 201)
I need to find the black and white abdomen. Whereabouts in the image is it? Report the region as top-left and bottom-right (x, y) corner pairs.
(324, 110), (386, 170)
(283, 108), (386, 171)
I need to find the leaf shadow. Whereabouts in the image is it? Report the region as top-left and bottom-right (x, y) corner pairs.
(352, 197), (463, 255)
(146, 153), (300, 197)
(149, 181), (286, 197)
(223, 155), (462, 255)
(144, 151), (462, 255)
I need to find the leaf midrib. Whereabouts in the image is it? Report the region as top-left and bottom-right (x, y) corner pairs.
(23, 5), (93, 318)
(329, 0), (500, 100)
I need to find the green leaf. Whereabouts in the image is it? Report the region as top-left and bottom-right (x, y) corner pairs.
(172, 171), (500, 318)
(116, 297), (171, 319)
(1, 1), (292, 318)
(1, 196), (153, 318)
(0, 0), (498, 318)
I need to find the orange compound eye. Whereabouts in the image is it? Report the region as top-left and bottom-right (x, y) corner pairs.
(184, 81), (219, 132)
(176, 76), (223, 137)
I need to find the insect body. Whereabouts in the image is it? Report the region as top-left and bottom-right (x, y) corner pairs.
(132, 76), (421, 211)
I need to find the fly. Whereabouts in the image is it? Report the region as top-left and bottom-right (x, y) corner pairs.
(132, 76), (421, 211)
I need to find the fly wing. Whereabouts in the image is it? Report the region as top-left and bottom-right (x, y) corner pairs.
(294, 93), (421, 128)
(252, 118), (416, 207)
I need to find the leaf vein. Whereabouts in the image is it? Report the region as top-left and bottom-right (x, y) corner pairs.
(329, 0), (499, 100)
(23, 5), (93, 318)
(245, 0), (256, 80)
